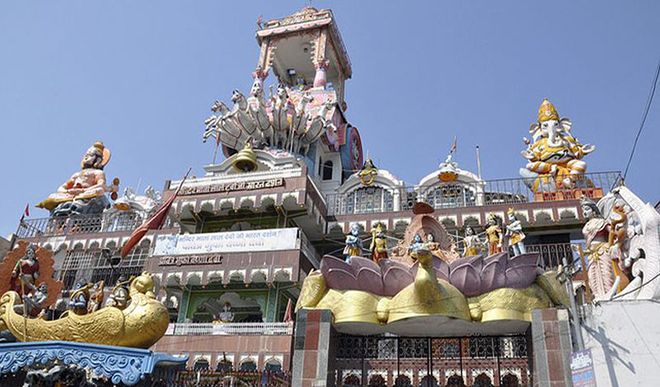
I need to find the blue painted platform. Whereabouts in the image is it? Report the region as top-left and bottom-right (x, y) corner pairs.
(0, 341), (187, 385)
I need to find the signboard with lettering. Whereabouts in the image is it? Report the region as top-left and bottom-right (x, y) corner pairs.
(153, 228), (299, 256)
(158, 254), (224, 266)
(571, 349), (597, 387)
(178, 178), (284, 195)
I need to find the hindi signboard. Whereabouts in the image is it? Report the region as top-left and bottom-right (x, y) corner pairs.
(571, 349), (597, 387)
(178, 178), (284, 195)
(153, 228), (299, 256)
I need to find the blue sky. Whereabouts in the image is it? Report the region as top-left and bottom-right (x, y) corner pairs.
(1, 1), (658, 237)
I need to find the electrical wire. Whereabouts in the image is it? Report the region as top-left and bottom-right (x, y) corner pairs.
(609, 271), (660, 301)
(623, 59), (660, 180)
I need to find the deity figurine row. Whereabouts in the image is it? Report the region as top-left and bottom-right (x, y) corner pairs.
(68, 275), (131, 315)
(342, 208), (528, 263)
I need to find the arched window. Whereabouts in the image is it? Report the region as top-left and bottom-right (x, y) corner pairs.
(216, 359), (233, 373)
(193, 358), (209, 371)
(501, 374), (520, 387)
(345, 187), (394, 214)
(239, 359), (257, 371)
(322, 160), (334, 180)
(473, 373), (493, 387)
(264, 359), (282, 372)
(446, 374), (465, 386)
(425, 184), (476, 209)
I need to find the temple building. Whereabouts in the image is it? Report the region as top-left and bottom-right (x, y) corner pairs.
(4, 6), (659, 387)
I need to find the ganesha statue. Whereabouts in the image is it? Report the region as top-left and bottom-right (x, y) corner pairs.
(520, 99), (595, 192)
(37, 141), (119, 217)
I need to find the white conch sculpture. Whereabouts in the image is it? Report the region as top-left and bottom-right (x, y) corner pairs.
(582, 186), (660, 301)
(608, 186), (660, 300)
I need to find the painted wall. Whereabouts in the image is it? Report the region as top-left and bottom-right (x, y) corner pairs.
(581, 300), (660, 387)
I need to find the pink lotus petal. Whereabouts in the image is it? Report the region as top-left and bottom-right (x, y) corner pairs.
(504, 253), (539, 288)
(449, 255), (483, 297)
(381, 259), (414, 296)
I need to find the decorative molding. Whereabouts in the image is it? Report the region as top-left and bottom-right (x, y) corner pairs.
(0, 341), (187, 386)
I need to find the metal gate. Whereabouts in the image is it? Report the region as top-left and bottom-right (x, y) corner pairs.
(334, 335), (531, 387)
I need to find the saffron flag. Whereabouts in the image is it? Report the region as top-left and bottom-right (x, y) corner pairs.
(120, 169), (191, 258)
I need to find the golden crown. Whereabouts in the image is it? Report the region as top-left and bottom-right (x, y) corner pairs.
(537, 99), (559, 122)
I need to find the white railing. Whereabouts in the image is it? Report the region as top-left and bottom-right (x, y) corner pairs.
(166, 322), (293, 336)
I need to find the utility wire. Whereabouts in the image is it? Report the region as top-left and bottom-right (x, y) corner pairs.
(623, 59), (660, 180)
(609, 271), (660, 301)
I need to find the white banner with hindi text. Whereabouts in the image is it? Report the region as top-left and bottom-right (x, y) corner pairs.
(153, 228), (299, 256)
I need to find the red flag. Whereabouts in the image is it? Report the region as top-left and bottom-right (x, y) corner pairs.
(24, 204), (30, 217)
(283, 298), (294, 323)
(120, 169), (191, 258)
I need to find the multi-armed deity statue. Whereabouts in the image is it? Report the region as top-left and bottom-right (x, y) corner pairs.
(37, 141), (119, 217)
(577, 186), (660, 301)
(520, 99), (595, 192)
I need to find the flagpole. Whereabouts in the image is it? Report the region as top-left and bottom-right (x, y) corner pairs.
(476, 145), (482, 179)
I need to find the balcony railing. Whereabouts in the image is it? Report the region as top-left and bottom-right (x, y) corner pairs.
(527, 242), (574, 270)
(166, 322), (293, 336)
(15, 212), (178, 238)
(326, 171), (621, 216)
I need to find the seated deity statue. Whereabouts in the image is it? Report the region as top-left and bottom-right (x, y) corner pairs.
(105, 275), (130, 310)
(408, 234), (425, 259)
(68, 282), (91, 315)
(14, 283), (48, 318)
(37, 141), (118, 217)
(520, 99), (595, 192)
(215, 303), (235, 323)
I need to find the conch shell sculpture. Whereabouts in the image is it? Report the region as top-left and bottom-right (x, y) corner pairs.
(0, 273), (168, 349)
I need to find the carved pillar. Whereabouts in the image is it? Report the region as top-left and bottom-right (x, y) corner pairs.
(313, 60), (330, 88)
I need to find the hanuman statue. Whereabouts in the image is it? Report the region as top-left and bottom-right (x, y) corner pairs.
(37, 141), (119, 217)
